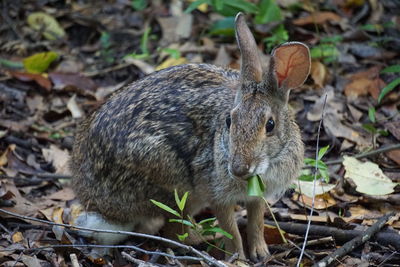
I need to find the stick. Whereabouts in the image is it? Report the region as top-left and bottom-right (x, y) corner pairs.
(0, 208), (226, 267)
(313, 212), (395, 267)
(0, 244), (202, 262)
(323, 143), (400, 166)
(297, 93), (328, 267)
(121, 251), (161, 267)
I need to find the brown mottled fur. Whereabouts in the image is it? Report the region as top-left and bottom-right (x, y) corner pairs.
(71, 13), (309, 261)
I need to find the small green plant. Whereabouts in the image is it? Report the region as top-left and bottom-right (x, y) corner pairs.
(100, 32), (115, 64)
(310, 36), (342, 63)
(298, 145), (330, 183)
(378, 64), (400, 103)
(362, 106), (389, 146)
(150, 190), (232, 243)
(125, 26), (152, 60)
(186, 0), (285, 41)
(131, 0), (147, 11)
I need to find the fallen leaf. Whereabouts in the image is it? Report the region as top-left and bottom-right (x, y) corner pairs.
(311, 61), (327, 88)
(47, 187), (75, 201)
(0, 144), (15, 167)
(10, 71), (52, 91)
(343, 156), (398, 195)
(12, 232), (23, 243)
(344, 78), (371, 97)
(155, 57), (187, 71)
(27, 12), (66, 40)
(67, 94), (84, 118)
(42, 145), (70, 174)
(23, 51), (58, 74)
(49, 72), (97, 92)
(296, 180), (336, 198)
(386, 149), (400, 166)
(384, 121), (400, 141)
(323, 112), (370, 146)
(293, 11), (342, 26)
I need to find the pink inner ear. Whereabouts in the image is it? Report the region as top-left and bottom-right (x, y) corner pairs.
(273, 43), (311, 88)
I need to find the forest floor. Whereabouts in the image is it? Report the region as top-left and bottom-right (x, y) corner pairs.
(0, 0), (400, 266)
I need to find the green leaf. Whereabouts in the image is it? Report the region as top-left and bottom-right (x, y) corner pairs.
(169, 219), (194, 227)
(209, 17), (235, 36)
(212, 0), (224, 11)
(255, 0), (282, 24)
(140, 27), (151, 55)
(177, 232), (188, 241)
(381, 65), (400, 74)
(247, 175), (265, 197)
(310, 44), (339, 59)
(161, 48), (181, 59)
(23, 51), (58, 74)
(368, 107), (376, 123)
(362, 123), (377, 134)
(150, 199), (181, 218)
(174, 190), (189, 212)
(27, 12), (66, 40)
(0, 58), (24, 69)
(225, 0), (258, 14)
(198, 217), (216, 225)
(131, 0), (147, 10)
(317, 145), (330, 160)
(202, 227), (233, 239)
(298, 173), (314, 181)
(378, 77), (400, 103)
(184, 0), (209, 13)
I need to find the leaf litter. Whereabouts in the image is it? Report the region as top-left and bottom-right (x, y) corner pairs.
(0, 0), (400, 266)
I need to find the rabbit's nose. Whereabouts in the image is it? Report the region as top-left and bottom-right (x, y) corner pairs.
(231, 162), (250, 178)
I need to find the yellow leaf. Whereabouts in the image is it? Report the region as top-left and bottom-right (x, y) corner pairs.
(12, 232), (24, 243)
(23, 51), (58, 74)
(156, 57), (187, 71)
(27, 12), (66, 40)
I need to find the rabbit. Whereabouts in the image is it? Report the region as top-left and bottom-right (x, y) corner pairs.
(70, 12), (310, 262)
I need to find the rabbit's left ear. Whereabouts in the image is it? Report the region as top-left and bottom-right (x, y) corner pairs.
(271, 42), (311, 89)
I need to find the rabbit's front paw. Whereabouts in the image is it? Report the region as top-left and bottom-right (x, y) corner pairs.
(248, 238), (269, 262)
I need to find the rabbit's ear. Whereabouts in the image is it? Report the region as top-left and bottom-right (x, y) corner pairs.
(271, 42), (310, 89)
(235, 13), (262, 83)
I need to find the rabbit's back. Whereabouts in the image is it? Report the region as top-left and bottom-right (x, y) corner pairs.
(71, 63), (239, 221)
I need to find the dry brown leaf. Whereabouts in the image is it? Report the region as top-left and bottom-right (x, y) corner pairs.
(2, 181), (38, 218)
(0, 144), (15, 167)
(293, 192), (336, 209)
(12, 232), (23, 243)
(344, 78), (371, 97)
(293, 11), (342, 26)
(385, 121), (400, 141)
(311, 61), (327, 88)
(47, 187), (75, 201)
(9, 71), (52, 91)
(66, 94), (84, 118)
(386, 149), (400, 166)
(49, 72), (97, 92)
(42, 145), (70, 174)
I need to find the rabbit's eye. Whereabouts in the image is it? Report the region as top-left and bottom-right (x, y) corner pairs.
(266, 118), (275, 133)
(226, 116), (231, 128)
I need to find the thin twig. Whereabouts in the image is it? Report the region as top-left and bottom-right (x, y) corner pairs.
(323, 143), (400, 166)
(297, 93), (327, 267)
(122, 251), (161, 267)
(0, 244), (202, 262)
(313, 212), (395, 267)
(0, 208), (226, 267)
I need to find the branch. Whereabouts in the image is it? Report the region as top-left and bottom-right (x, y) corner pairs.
(0, 244), (202, 262)
(324, 143), (400, 166)
(0, 208), (226, 267)
(313, 212), (395, 267)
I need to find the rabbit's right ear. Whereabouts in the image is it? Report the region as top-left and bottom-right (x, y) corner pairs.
(271, 42), (311, 90)
(235, 13), (262, 84)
